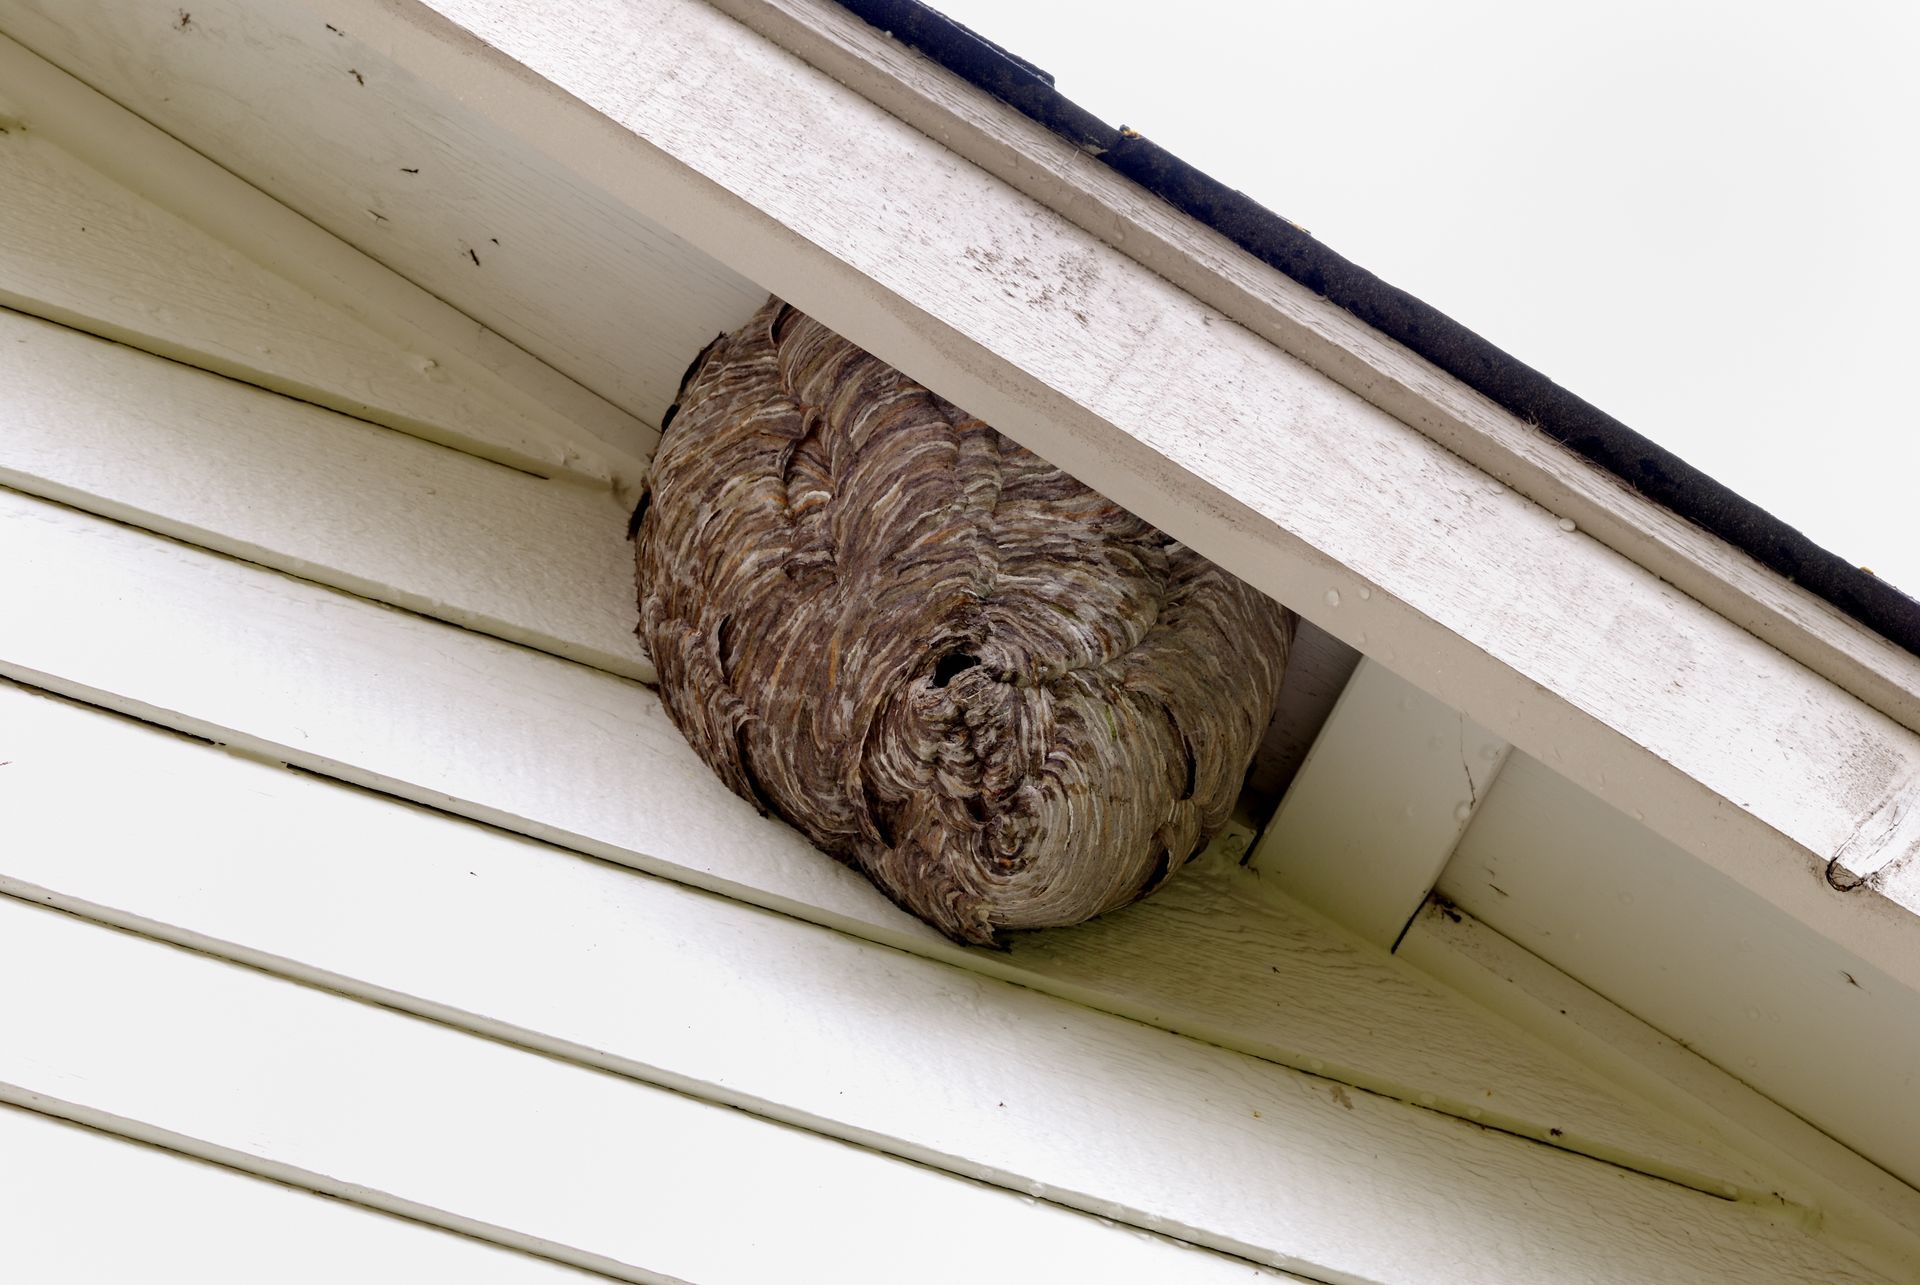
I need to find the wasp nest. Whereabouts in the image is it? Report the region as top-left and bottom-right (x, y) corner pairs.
(635, 298), (1293, 945)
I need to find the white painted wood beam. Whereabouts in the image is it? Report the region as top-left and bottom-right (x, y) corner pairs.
(256, 0), (1920, 995)
(0, 1105), (614, 1285)
(1399, 900), (1920, 1283)
(1248, 659), (1509, 948)
(0, 490), (1774, 1197)
(0, 898), (1287, 1285)
(713, 0), (1920, 743)
(0, 686), (1891, 1284)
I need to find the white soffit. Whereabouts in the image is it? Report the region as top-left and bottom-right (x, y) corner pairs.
(0, 29), (656, 482)
(0, 0), (769, 445)
(1440, 751), (1920, 1194)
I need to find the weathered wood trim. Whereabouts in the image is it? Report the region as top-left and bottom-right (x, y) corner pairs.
(0, 26), (652, 486)
(266, 0), (1920, 995)
(0, 490), (1772, 1196)
(0, 313), (650, 680)
(1399, 899), (1920, 1283)
(0, 899), (1286, 1285)
(0, 1105), (614, 1285)
(1248, 659), (1509, 948)
(707, 0), (1920, 739)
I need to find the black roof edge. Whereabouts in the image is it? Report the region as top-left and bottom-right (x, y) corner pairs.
(834, 0), (1920, 660)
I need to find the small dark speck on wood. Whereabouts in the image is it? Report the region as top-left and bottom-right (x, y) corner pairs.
(348, 68), (365, 86)
(1549, 1127), (1564, 1138)
(325, 22), (343, 35)
(175, 10), (190, 29)
(401, 166), (419, 174)
(468, 247), (481, 266)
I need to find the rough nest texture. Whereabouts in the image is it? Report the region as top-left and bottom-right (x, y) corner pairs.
(635, 298), (1294, 945)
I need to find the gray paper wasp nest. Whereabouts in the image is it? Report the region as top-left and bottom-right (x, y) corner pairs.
(635, 298), (1293, 945)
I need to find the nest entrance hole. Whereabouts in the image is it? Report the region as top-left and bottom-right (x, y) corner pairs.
(931, 653), (982, 688)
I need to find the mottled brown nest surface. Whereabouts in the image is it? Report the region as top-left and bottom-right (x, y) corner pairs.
(635, 298), (1294, 945)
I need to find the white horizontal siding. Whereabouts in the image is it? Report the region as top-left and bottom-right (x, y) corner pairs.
(0, 483), (1766, 1198)
(0, 897), (1282, 1285)
(0, 1105), (612, 1284)
(0, 310), (650, 680)
(2, 679), (1896, 1283)
(0, 676), (1889, 1275)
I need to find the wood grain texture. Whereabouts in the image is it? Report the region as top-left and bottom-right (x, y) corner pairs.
(0, 310), (650, 680)
(638, 298), (1291, 942)
(286, 0), (1920, 995)
(711, 0), (1920, 742)
(0, 0), (767, 442)
(0, 489), (1781, 1198)
(0, 1105), (614, 1285)
(0, 27), (650, 480)
(1400, 901), (1920, 1283)
(0, 899), (1285, 1285)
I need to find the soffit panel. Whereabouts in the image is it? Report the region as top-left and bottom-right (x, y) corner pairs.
(0, 0), (769, 444)
(1441, 751), (1920, 1191)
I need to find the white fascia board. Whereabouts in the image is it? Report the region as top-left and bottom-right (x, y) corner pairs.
(297, 0), (1920, 988)
(708, 0), (1920, 740)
